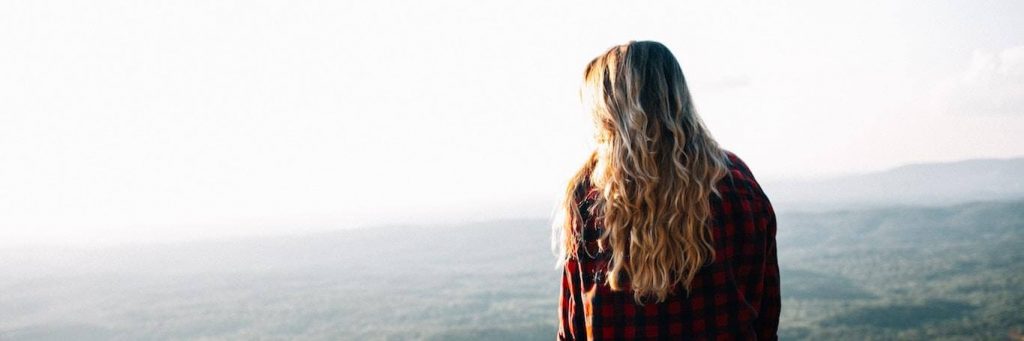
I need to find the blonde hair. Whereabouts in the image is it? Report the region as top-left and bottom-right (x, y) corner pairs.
(552, 41), (730, 304)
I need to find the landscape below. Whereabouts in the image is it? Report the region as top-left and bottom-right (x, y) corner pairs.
(2, 197), (1022, 340)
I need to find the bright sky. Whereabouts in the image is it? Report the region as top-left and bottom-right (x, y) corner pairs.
(2, 1), (1023, 246)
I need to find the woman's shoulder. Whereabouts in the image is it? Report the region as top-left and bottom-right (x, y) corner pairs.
(718, 148), (770, 202)
(721, 149), (753, 179)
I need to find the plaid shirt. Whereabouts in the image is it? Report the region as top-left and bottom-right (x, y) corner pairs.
(558, 150), (780, 340)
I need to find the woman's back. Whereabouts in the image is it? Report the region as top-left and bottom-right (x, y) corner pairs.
(553, 40), (780, 340)
(557, 149), (780, 340)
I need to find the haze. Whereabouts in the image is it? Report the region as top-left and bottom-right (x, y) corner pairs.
(2, 0), (1023, 246)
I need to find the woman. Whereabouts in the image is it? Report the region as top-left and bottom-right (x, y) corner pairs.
(553, 41), (780, 340)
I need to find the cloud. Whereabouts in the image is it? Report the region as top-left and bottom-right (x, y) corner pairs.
(936, 46), (1024, 116)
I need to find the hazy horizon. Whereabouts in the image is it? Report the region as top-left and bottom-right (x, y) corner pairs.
(4, 153), (1019, 246)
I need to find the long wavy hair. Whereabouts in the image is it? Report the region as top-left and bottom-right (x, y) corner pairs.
(552, 41), (730, 304)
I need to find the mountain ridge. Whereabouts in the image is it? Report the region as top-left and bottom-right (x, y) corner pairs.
(760, 156), (1024, 212)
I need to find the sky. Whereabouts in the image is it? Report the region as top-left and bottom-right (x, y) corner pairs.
(1, 1), (1023, 246)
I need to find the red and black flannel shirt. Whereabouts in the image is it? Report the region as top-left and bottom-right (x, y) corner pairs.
(558, 150), (780, 340)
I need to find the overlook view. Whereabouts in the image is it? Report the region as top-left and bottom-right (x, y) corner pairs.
(2, 1), (1023, 340)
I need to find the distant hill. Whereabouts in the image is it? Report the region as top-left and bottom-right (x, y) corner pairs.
(761, 157), (1024, 212)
